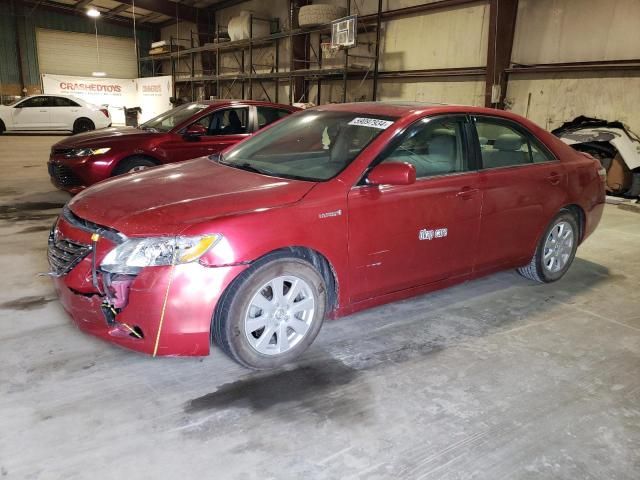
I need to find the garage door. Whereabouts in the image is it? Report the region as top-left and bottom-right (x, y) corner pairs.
(36, 28), (137, 78)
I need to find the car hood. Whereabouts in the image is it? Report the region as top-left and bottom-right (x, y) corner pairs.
(68, 157), (316, 236)
(53, 127), (158, 148)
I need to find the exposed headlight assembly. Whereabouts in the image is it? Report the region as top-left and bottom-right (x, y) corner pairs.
(101, 234), (222, 274)
(68, 147), (111, 157)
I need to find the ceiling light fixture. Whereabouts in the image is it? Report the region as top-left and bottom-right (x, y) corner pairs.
(87, 8), (101, 18)
(92, 71), (107, 77)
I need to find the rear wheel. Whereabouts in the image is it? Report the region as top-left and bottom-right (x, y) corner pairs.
(73, 118), (95, 134)
(0, 120), (5, 134)
(212, 256), (327, 369)
(112, 156), (157, 176)
(518, 210), (579, 283)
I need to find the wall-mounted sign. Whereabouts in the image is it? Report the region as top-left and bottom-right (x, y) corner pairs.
(42, 74), (173, 125)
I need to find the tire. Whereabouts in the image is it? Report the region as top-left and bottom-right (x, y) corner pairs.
(298, 4), (346, 27)
(73, 118), (95, 134)
(0, 120), (5, 134)
(518, 210), (579, 283)
(112, 156), (157, 176)
(213, 256), (327, 369)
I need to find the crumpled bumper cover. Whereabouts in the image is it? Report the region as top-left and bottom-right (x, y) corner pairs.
(51, 213), (248, 356)
(54, 262), (247, 356)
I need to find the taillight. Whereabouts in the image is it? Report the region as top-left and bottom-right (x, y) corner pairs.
(100, 108), (110, 118)
(597, 166), (607, 182)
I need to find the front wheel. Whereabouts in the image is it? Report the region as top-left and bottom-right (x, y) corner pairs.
(518, 210), (579, 283)
(213, 257), (327, 369)
(112, 156), (157, 176)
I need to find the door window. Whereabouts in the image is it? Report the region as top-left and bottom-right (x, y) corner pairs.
(202, 108), (249, 135)
(380, 117), (469, 178)
(256, 107), (291, 129)
(474, 118), (554, 168)
(17, 97), (50, 108)
(52, 97), (80, 107)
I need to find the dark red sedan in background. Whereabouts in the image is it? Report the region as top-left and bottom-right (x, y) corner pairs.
(47, 100), (299, 193)
(48, 102), (605, 369)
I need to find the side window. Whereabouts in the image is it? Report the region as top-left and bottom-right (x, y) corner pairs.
(191, 113), (213, 132)
(474, 117), (554, 168)
(256, 107), (290, 129)
(209, 108), (249, 135)
(53, 97), (80, 107)
(529, 140), (555, 163)
(18, 97), (49, 108)
(380, 117), (468, 178)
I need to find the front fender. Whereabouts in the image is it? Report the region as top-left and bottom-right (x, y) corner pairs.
(183, 193), (351, 310)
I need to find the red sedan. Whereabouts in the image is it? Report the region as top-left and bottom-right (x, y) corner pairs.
(47, 100), (299, 193)
(48, 102), (605, 369)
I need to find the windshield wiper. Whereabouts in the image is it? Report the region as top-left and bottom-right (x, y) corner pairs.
(139, 126), (158, 132)
(218, 160), (275, 176)
(235, 163), (273, 175)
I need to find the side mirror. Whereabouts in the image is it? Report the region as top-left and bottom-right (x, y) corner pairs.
(13, 103), (23, 109)
(367, 162), (416, 186)
(184, 123), (207, 139)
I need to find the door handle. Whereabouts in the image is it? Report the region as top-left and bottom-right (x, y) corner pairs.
(39, 110), (47, 112)
(546, 172), (561, 185)
(456, 186), (479, 200)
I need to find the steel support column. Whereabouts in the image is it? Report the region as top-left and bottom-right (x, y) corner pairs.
(484, 0), (518, 108)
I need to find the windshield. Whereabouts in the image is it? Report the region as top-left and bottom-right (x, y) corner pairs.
(141, 103), (209, 132)
(221, 110), (398, 181)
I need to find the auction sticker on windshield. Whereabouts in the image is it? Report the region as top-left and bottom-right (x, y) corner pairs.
(348, 117), (394, 129)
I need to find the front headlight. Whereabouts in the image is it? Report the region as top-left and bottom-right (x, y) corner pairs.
(101, 234), (222, 274)
(69, 147), (111, 157)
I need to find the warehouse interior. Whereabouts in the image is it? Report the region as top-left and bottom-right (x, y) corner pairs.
(0, 0), (639, 478)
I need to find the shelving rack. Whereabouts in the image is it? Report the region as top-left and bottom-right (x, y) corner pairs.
(138, 0), (383, 104)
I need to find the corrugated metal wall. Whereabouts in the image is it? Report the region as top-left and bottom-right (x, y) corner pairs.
(0, 12), (21, 95)
(0, 3), (153, 96)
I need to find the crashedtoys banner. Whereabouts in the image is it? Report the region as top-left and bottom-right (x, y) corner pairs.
(42, 74), (173, 125)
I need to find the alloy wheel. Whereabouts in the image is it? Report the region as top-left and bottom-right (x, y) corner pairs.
(244, 275), (316, 356)
(543, 220), (574, 273)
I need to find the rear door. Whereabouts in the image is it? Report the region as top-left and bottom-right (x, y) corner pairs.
(164, 106), (252, 162)
(11, 96), (52, 130)
(255, 106), (293, 131)
(347, 115), (482, 302)
(472, 115), (565, 271)
(50, 96), (81, 129)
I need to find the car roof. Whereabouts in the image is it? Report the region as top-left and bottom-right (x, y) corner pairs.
(311, 101), (456, 117)
(27, 93), (77, 99)
(310, 101), (544, 127)
(312, 101), (528, 117)
(188, 99), (298, 109)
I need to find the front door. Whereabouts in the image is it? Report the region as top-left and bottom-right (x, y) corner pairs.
(12, 96), (52, 130)
(347, 115), (482, 302)
(163, 106), (252, 162)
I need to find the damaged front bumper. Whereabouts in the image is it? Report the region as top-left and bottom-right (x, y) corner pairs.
(49, 211), (248, 356)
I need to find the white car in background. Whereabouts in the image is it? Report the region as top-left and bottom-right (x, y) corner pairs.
(0, 94), (111, 135)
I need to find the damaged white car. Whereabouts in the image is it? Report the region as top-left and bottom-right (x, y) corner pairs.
(553, 116), (640, 199)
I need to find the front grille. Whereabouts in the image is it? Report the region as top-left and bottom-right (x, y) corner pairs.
(49, 163), (82, 187)
(47, 229), (91, 276)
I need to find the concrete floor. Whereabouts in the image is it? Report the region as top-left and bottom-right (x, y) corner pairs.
(0, 134), (639, 480)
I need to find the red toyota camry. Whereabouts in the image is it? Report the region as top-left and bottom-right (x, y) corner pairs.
(47, 100), (299, 193)
(48, 102), (605, 369)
